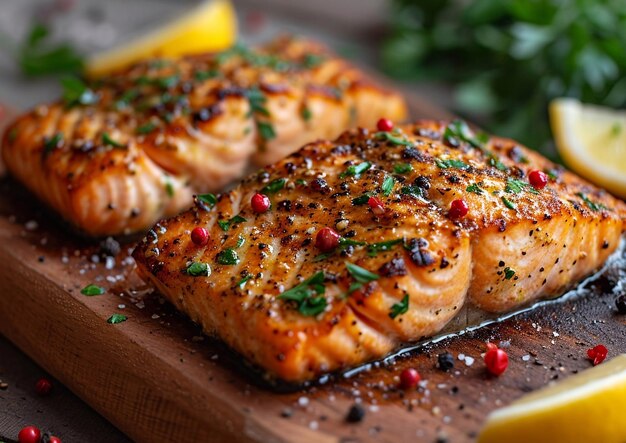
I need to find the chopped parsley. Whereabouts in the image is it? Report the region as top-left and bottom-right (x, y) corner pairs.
(81, 284), (105, 296)
(261, 178), (285, 194)
(443, 120), (489, 151)
(194, 69), (219, 81)
(107, 313), (127, 324)
(61, 76), (98, 107)
(115, 89), (139, 110)
(186, 262), (211, 276)
(394, 163), (413, 174)
(346, 262), (379, 293)
(246, 87), (269, 116)
(400, 184), (424, 198)
(301, 106), (312, 122)
(339, 161), (372, 179)
(136, 122), (157, 135)
(367, 239), (403, 257)
(303, 53), (326, 68)
(466, 183), (484, 194)
(504, 267), (516, 280)
(505, 178), (538, 195)
(389, 293), (409, 319)
(278, 271), (327, 316)
(352, 192), (374, 205)
(196, 193), (217, 209)
(381, 176), (395, 196)
(257, 121), (276, 140)
(376, 131), (413, 146)
(164, 176), (174, 197)
(502, 196), (517, 211)
(488, 156), (508, 171)
(576, 192), (608, 212)
(237, 274), (252, 289)
(435, 158), (469, 170)
(217, 248), (240, 265)
(236, 235), (245, 248)
(218, 215), (246, 231)
(43, 132), (63, 156)
(102, 132), (126, 149)
(545, 169), (559, 180)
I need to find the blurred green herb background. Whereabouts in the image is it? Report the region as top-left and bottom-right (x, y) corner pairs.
(382, 0), (626, 156)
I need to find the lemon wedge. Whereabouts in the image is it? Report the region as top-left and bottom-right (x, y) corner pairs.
(85, 0), (237, 78)
(478, 354), (626, 443)
(550, 98), (626, 198)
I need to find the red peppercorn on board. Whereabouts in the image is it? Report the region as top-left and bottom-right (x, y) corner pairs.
(1, 96), (626, 443)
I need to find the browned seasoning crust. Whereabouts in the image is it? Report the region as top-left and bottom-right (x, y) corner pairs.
(1, 36), (407, 236)
(133, 120), (626, 382)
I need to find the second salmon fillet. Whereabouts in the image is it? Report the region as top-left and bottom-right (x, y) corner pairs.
(2, 37), (406, 236)
(133, 120), (626, 382)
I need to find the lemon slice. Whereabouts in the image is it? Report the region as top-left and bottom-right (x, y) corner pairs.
(550, 98), (626, 198)
(478, 354), (626, 443)
(85, 0), (237, 78)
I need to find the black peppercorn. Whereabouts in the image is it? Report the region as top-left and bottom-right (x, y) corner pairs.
(346, 404), (365, 423)
(437, 352), (455, 371)
(616, 294), (626, 314)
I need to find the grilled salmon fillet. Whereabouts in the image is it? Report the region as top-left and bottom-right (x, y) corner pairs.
(133, 120), (626, 382)
(1, 37), (406, 236)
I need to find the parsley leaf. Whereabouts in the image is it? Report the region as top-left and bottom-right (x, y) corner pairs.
(488, 156), (508, 172)
(367, 239), (403, 257)
(246, 87), (269, 116)
(339, 162), (372, 179)
(301, 106), (312, 121)
(18, 23), (84, 76)
(435, 158), (469, 170)
(261, 178), (285, 194)
(102, 133), (126, 149)
(576, 192), (608, 212)
(376, 131), (413, 146)
(196, 193), (217, 209)
(466, 183), (483, 194)
(61, 76), (98, 107)
(400, 184), (424, 198)
(107, 313), (127, 324)
(43, 132), (63, 157)
(502, 196), (517, 211)
(278, 272), (327, 316)
(381, 176), (395, 196)
(186, 262), (211, 276)
(505, 178), (538, 195)
(257, 121), (276, 140)
(136, 122), (157, 135)
(81, 284), (105, 296)
(218, 215), (247, 231)
(443, 120), (488, 151)
(217, 248), (240, 265)
(504, 267), (516, 280)
(394, 163), (413, 174)
(237, 274), (252, 289)
(352, 192), (374, 205)
(346, 262), (379, 284)
(389, 293), (409, 319)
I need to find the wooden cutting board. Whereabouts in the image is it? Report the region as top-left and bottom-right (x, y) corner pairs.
(0, 96), (625, 443)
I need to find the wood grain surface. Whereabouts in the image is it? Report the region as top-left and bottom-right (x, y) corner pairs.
(0, 122), (625, 443)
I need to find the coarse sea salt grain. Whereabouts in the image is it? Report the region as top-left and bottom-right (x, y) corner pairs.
(464, 356), (475, 366)
(25, 220), (38, 231)
(298, 396), (309, 407)
(522, 355), (531, 361)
